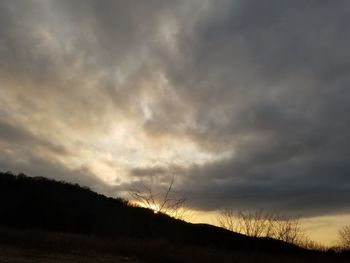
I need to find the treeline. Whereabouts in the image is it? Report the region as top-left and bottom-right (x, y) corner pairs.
(0, 171), (172, 238)
(0, 171), (314, 253)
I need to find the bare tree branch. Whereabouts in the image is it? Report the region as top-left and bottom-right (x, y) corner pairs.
(129, 175), (187, 219)
(338, 225), (350, 249)
(218, 209), (304, 245)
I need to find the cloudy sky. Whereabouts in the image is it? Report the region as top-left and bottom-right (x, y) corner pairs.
(1, 0), (350, 244)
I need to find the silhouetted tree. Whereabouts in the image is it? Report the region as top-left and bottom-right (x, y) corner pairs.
(217, 210), (275, 238)
(129, 176), (187, 219)
(273, 216), (303, 245)
(218, 210), (304, 245)
(338, 226), (350, 249)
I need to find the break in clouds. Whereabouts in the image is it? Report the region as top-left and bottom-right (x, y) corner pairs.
(0, 0), (350, 218)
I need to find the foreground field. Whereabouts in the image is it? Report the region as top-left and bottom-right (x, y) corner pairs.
(0, 244), (138, 263)
(0, 226), (349, 263)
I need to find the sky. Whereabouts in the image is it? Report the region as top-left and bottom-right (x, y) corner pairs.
(1, 0), (350, 245)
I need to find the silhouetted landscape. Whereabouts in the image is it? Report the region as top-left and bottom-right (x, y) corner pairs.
(2, 0), (350, 261)
(0, 171), (349, 262)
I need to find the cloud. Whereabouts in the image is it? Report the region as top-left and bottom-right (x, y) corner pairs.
(135, 0), (350, 217)
(0, 0), (349, 218)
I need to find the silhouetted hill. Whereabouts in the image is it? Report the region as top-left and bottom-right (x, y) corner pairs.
(0, 171), (327, 256)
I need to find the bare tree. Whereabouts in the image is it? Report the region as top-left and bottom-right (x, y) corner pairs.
(338, 225), (350, 249)
(218, 210), (277, 238)
(129, 176), (187, 219)
(218, 209), (304, 245)
(239, 210), (276, 238)
(273, 216), (303, 245)
(297, 236), (326, 251)
(217, 209), (236, 232)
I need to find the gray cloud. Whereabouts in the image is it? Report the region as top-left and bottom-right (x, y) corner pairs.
(140, 0), (350, 217)
(0, 0), (349, 219)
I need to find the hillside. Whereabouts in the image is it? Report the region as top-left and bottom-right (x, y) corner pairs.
(0, 171), (348, 262)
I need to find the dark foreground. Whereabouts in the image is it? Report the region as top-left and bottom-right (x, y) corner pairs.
(0, 226), (349, 263)
(1, 172), (350, 262)
(0, 245), (137, 263)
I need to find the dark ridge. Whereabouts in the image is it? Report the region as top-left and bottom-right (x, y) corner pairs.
(0, 171), (323, 255)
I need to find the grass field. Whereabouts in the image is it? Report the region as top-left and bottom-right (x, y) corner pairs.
(0, 226), (349, 263)
(0, 244), (139, 263)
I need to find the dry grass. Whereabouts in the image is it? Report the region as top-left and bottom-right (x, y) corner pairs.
(0, 244), (138, 263)
(0, 226), (348, 263)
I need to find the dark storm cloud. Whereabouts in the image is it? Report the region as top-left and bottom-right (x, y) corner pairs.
(140, 0), (350, 217)
(1, 0), (350, 218)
